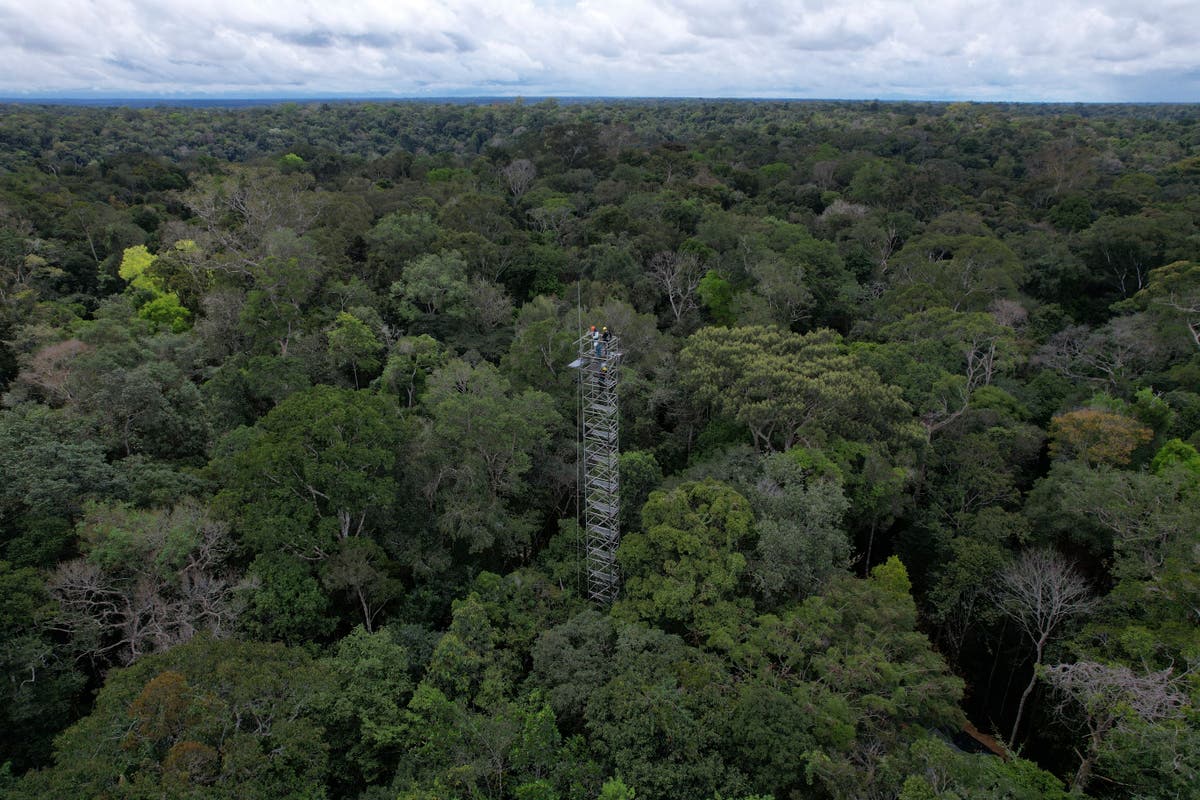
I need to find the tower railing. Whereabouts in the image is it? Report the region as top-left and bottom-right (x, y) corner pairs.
(572, 331), (622, 604)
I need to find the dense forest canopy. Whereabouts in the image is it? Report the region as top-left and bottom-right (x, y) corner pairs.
(0, 99), (1198, 799)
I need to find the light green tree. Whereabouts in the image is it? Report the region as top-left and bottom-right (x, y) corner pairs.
(615, 480), (755, 650)
(392, 250), (470, 321)
(317, 625), (414, 788)
(377, 334), (448, 407)
(327, 310), (383, 388)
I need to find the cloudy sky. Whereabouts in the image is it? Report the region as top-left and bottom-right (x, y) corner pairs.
(1, 0), (1198, 101)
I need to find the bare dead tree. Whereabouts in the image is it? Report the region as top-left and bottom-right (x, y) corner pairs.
(963, 329), (1002, 389)
(1034, 319), (1157, 391)
(1043, 661), (1187, 793)
(48, 502), (243, 666)
(649, 250), (703, 324)
(989, 298), (1028, 329)
(875, 221), (900, 273)
(818, 199), (869, 220)
(500, 158), (536, 200)
(990, 549), (1096, 745)
(15, 338), (91, 405)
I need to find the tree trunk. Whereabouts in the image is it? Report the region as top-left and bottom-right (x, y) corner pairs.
(984, 619), (1007, 707)
(1010, 638), (1046, 744)
(863, 519), (877, 577)
(357, 585), (374, 633)
(1071, 727), (1104, 794)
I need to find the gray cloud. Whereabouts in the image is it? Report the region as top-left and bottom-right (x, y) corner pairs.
(0, 0), (1196, 99)
(278, 30), (338, 48)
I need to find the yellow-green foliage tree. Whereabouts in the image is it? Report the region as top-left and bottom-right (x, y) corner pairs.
(118, 244), (191, 333)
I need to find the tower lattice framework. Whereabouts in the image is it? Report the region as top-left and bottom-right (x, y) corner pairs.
(576, 331), (622, 604)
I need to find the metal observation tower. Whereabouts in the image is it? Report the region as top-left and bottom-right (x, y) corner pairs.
(569, 330), (622, 604)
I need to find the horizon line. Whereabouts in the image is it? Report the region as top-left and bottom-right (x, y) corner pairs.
(2, 95), (1198, 107)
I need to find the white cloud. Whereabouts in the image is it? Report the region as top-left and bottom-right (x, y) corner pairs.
(0, 0), (1197, 99)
